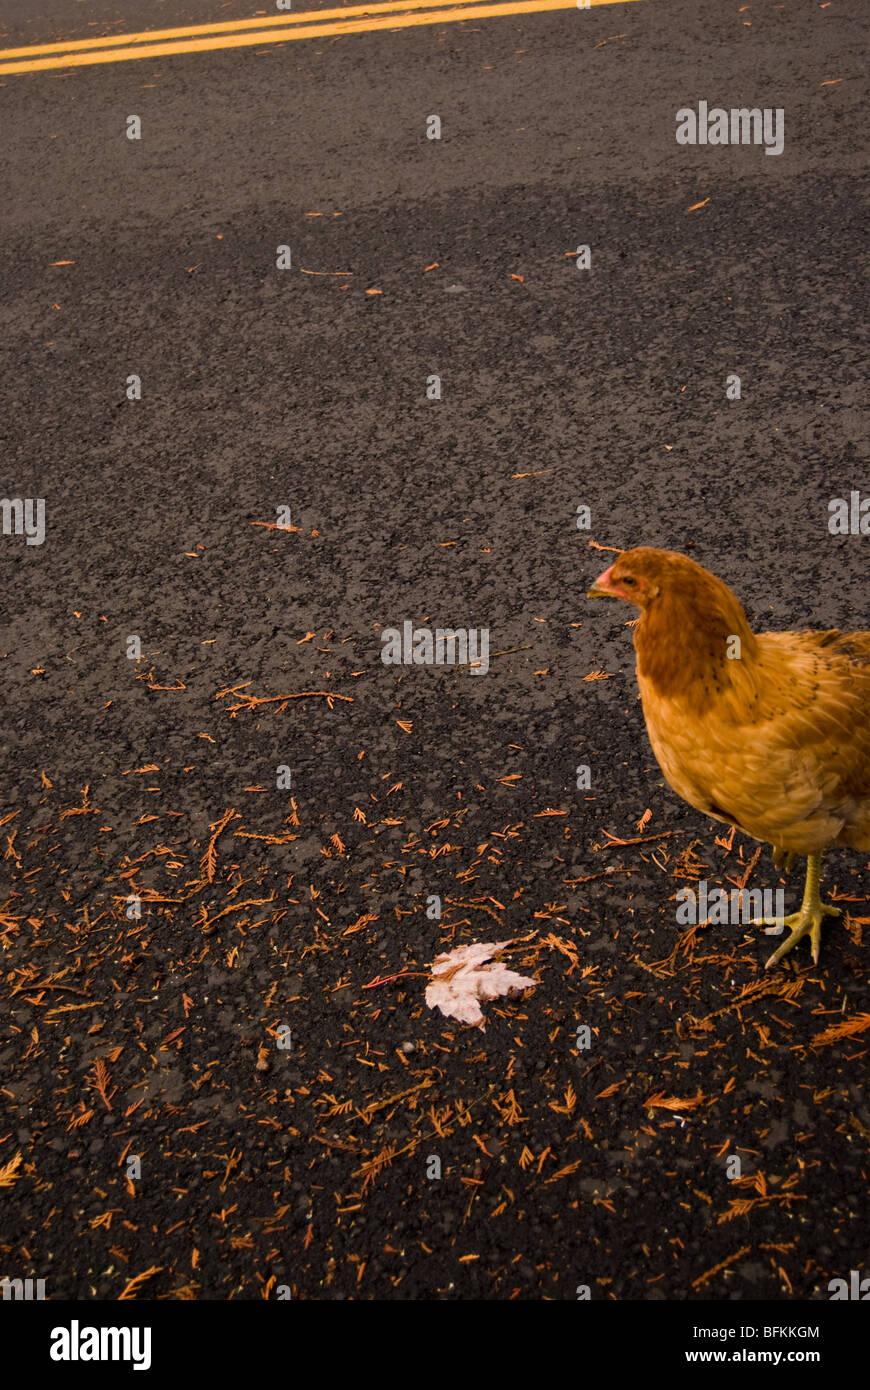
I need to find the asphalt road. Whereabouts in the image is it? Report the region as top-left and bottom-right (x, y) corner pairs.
(0, 0), (867, 1307)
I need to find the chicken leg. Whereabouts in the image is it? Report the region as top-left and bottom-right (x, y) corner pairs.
(761, 851), (840, 969)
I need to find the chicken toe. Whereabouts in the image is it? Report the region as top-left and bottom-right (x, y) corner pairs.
(772, 846), (798, 874)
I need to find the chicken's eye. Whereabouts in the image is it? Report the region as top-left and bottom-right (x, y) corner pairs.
(621, 576), (637, 588)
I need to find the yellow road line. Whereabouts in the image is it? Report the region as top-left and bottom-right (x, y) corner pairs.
(0, 0), (642, 75)
(0, 0), (488, 59)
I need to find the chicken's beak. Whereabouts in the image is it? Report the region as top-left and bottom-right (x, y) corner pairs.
(587, 564), (616, 599)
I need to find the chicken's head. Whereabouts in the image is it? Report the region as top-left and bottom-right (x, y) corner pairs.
(587, 547), (677, 608)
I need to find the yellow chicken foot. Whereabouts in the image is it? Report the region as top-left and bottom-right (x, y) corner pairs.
(761, 852), (840, 968)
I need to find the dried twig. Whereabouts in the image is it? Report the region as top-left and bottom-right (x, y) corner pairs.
(199, 808), (238, 883)
(811, 1013), (870, 1049)
(118, 1266), (163, 1300)
(0, 1150), (23, 1187)
(217, 684), (353, 713)
(361, 970), (429, 990)
(692, 1245), (751, 1289)
(91, 1058), (114, 1112)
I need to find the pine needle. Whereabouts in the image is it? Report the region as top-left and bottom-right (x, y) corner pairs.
(0, 1150), (23, 1187)
(811, 1013), (870, 1048)
(118, 1266), (163, 1300)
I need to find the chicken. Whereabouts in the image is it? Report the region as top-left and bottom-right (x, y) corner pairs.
(588, 547), (870, 968)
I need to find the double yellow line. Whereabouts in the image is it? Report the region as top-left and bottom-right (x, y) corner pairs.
(0, 0), (640, 76)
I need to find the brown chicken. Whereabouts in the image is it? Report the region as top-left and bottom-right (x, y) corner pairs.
(588, 547), (870, 967)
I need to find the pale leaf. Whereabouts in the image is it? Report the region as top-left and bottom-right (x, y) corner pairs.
(425, 939), (536, 1029)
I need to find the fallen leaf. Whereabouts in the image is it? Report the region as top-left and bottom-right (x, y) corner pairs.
(425, 939), (536, 1030)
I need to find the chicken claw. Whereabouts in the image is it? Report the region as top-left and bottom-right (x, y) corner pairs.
(760, 852), (840, 969)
